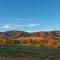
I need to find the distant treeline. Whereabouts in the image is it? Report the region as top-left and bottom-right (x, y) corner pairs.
(0, 37), (60, 48)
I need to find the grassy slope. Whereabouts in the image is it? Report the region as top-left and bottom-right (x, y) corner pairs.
(0, 45), (60, 60)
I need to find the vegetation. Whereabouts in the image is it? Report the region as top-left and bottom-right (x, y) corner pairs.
(0, 37), (60, 48)
(0, 45), (60, 60)
(0, 31), (60, 60)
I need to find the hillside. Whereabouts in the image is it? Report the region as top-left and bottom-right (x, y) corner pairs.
(0, 30), (60, 48)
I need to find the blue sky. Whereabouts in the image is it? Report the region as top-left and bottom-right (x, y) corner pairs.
(0, 0), (60, 32)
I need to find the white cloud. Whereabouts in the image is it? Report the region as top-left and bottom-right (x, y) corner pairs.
(26, 30), (39, 32)
(0, 23), (40, 32)
(4, 23), (40, 27)
(3, 25), (10, 28)
(0, 23), (60, 32)
(28, 24), (39, 27)
(0, 24), (15, 30)
(0, 23), (40, 28)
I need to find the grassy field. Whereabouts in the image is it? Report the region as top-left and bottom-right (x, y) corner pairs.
(0, 44), (60, 60)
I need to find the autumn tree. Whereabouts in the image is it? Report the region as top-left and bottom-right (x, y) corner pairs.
(13, 40), (20, 44)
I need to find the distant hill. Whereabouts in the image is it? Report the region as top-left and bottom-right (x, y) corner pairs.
(0, 31), (29, 38)
(0, 30), (60, 48)
(0, 30), (60, 39)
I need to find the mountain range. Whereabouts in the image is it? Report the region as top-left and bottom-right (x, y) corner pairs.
(0, 30), (60, 48)
(0, 30), (60, 39)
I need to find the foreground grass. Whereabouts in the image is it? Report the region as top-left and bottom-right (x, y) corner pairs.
(0, 44), (60, 60)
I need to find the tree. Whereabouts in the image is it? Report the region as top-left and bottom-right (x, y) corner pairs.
(51, 39), (57, 48)
(22, 39), (28, 44)
(13, 40), (20, 44)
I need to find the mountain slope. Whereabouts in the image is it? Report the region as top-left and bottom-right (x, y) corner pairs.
(0, 30), (60, 48)
(0, 30), (60, 38)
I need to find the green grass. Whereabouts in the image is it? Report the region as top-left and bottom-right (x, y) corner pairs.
(0, 44), (60, 60)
